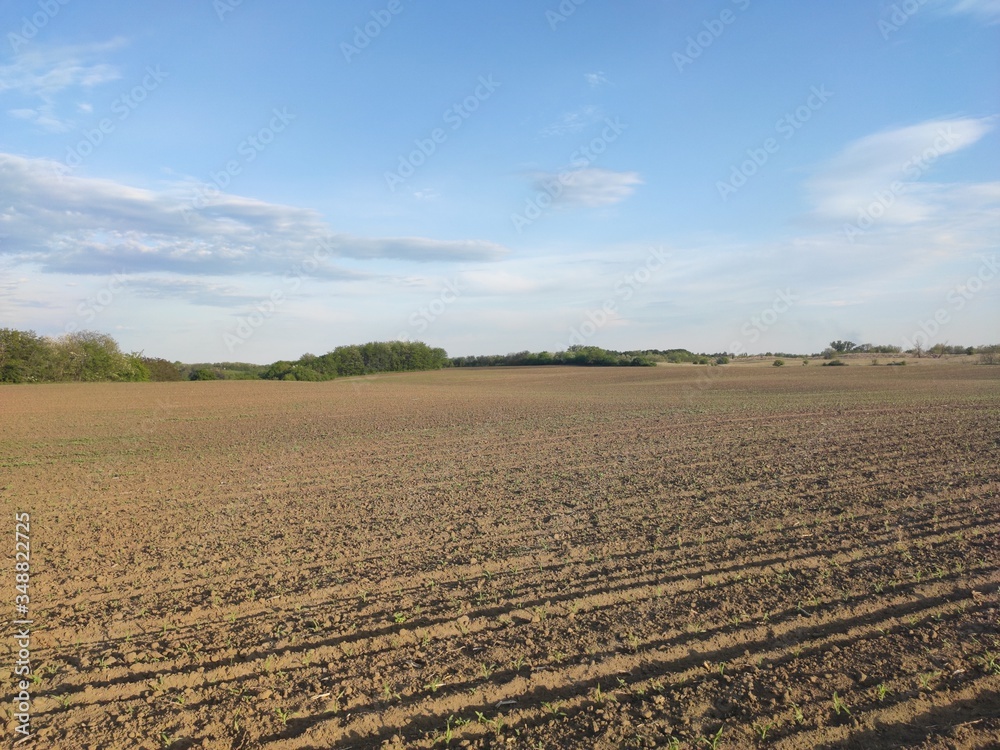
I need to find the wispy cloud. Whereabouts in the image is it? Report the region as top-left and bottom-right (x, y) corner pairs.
(0, 153), (510, 275)
(584, 71), (609, 88)
(540, 105), (602, 137)
(807, 116), (996, 226)
(941, 0), (1000, 23)
(0, 39), (125, 131)
(531, 167), (643, 207)
(124, 277), (262, 307)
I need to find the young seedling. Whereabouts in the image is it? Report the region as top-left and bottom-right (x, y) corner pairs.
(476, 711), (505, 735)
(436, 715), (456, 746)
(274, 706), (290, 726)
(832, 692), (851, 717)
(382, 682), (400, 701)
(790, 702), (804, 724)
(592, 683), (615, 704)
(875, 683), (890, 702)
(981, 652), (1000, 675)
(754, 721), (775, 740)
(542, 700), (566, 717)
(700, 726), (724, 749)
(918, 671), (940, 690)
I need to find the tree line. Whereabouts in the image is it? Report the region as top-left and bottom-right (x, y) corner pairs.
(260, 341), (449, 381)
(3, 328), (997, 384)
(0, 329), (151, 383)
(451, 346), (657, 368)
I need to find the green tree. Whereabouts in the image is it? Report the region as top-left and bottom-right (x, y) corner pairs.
(830, 340), (856, 354)
(0, 329), (50, 382)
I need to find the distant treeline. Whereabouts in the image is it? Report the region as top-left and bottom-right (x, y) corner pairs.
(0, 329), (151, 383)
(0, 330), (448, 383)
(3, 328), (998, 384)
(260, 341), (449, 381)
(452, 346), (660, 367)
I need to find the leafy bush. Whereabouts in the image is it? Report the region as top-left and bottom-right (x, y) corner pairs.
(773, 359), (784, 367)
(1, 329), (149, 383)
(978, 344), (1000, 365)
(142, 358), (183, 381)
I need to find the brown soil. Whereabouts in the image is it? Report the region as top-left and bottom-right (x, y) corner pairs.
(1, 364), (998, 749)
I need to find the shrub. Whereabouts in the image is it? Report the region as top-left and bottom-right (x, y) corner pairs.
(978, 345), (1000, 365)
(773, 359), (785, 367)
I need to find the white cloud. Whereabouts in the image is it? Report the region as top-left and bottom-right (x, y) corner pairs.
(532, 167), (643, 207)
(540, 105), (602, 137)
(584, 71), (609, 88)
(942, 0), (1000, 22)
(0, 39), (125, 131)
(0, 153), (510, 275)
(807, 116), (996, 226)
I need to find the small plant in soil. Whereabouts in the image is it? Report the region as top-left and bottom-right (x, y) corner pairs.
(754, 720), (776, 739)
(700, 726), (724, 748)
(831, 692), (851, 717)
(542, 700), (566, 717)
(981, 652), (1000, 675)
(592, 683), (616, 704)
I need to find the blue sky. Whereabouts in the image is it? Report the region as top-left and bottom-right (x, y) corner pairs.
(1, 0), (997, 361)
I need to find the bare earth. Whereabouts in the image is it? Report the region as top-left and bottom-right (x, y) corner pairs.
(1, 364), (998, 749)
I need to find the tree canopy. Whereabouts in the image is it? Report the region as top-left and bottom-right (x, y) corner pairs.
(0, 329), (150, 383)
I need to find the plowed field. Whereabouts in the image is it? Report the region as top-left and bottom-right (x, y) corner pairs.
(2, 364), (998, 749)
